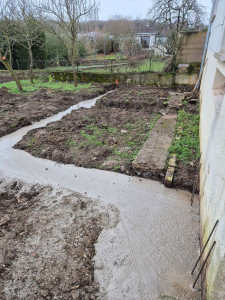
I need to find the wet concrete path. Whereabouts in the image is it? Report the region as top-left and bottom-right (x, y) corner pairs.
(0, 92), (200, 300)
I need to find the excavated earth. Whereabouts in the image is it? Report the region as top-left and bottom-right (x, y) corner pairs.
(15, 86), (197, 190)
(15, 86), (169, 177)
(14, 85), (199, 191)
(0, 84), (114, 138)
(0, 177), (119, 300)
(0, 85), (201, 299)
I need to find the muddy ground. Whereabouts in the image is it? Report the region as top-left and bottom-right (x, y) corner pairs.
(0, 84), (113, 138)
(15, 87), (168, 174)
(14, 85), (199, 191)
(0, 177), (118, 300)
(0, 76), (13, 84)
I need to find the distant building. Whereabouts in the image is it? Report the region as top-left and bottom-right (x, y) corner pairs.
(136, 32), (168, 56)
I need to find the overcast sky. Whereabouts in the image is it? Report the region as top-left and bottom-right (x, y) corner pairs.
(98, 0), (212, 22)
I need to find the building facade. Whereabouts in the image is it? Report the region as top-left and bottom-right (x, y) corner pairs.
(199, 0), (225, 299)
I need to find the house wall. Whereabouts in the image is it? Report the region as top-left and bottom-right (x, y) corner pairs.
(199, 0), (225, 299)
(177, 31), (207, 64)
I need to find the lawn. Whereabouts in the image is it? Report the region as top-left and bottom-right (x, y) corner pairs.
(86, 53), (126, 60)
(45, 54), (126, 71)
(81, 58), (166, 74)
(0, 79), (93, 94)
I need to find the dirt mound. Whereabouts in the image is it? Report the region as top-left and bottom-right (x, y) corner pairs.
(0, 87), (13, 100)
(97, 86), (169, 112)
(0, 177), (119, 299)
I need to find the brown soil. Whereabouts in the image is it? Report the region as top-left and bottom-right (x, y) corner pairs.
(0, 76), (12, 83)
(0, 177), (118, 299)
(173, 161), (199, 192)
(15, 86), (169, 176)
(14, 85), (199, 191)
(0, 84), (114, 138)
(97, 85), (169, 112)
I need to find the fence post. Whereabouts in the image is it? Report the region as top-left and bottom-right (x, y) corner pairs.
(149, 57), (152, 71)
(111, 60), (113, 73)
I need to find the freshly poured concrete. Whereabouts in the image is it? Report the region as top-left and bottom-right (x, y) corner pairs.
(0, 93), (200, 300)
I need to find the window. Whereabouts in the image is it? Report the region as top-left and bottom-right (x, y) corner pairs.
(213, 69), (225, 113)
(214, 25), (225, 62)
(155, 36), (167, 45)
(141, 36), (150, 49)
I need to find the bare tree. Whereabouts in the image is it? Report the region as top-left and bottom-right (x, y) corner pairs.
(9, 0), (44, 84)
(148, 0), (205, 71)
(38, 0), (99, 86)
(105, 15), (137, 55)
(0, 0), (23, 91)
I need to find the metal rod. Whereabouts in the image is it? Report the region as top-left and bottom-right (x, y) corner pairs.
(191, 220), (219, 275)
(193, 241), (216, 289)
(191, 153), (202, 206)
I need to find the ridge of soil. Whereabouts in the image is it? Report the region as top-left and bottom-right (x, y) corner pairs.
(14, 85), (199, 191)
(0, 84), (114, 138)
(0, 177), (119, 299)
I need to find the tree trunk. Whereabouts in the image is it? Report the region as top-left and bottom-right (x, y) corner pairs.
(28, 43), (34, 84)
(6, 37), (13, 67)
(2, 60), (23, 92)
(72, 59), (77, 87)
(171, 53), (177, 72)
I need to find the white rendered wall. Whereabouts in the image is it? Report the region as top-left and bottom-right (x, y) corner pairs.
(200, 0), (225, 298)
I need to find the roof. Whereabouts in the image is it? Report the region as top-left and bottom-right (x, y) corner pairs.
(136, 32), (158, 36)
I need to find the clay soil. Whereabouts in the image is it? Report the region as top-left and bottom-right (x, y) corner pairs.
(0, 177), (118, 300)
(14, 85), (199, 191)
(0, 84), (113, 138)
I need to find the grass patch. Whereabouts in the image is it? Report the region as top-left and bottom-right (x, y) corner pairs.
(86, 53), (126, 60)
(112, 115), (160, 164)
(76, 115), (160, 165)
(169, 110), (200, 163)
(82, 58), (166, 74)
(0, 79), (92, 94)
(80, 125), (105, 147)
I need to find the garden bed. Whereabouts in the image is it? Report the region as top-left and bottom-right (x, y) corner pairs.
(14, 86), (200, 191)
(0, 82), (114, 138)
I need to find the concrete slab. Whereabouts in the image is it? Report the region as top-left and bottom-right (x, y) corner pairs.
(132, 116), (177, 178)
(0, 95), (200, 300)
(168, 92), (185, 111)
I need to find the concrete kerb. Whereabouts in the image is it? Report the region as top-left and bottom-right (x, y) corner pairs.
(164, 154), (177, 188)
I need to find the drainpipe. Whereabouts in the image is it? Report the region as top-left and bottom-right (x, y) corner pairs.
(196, 0), (216, 90)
